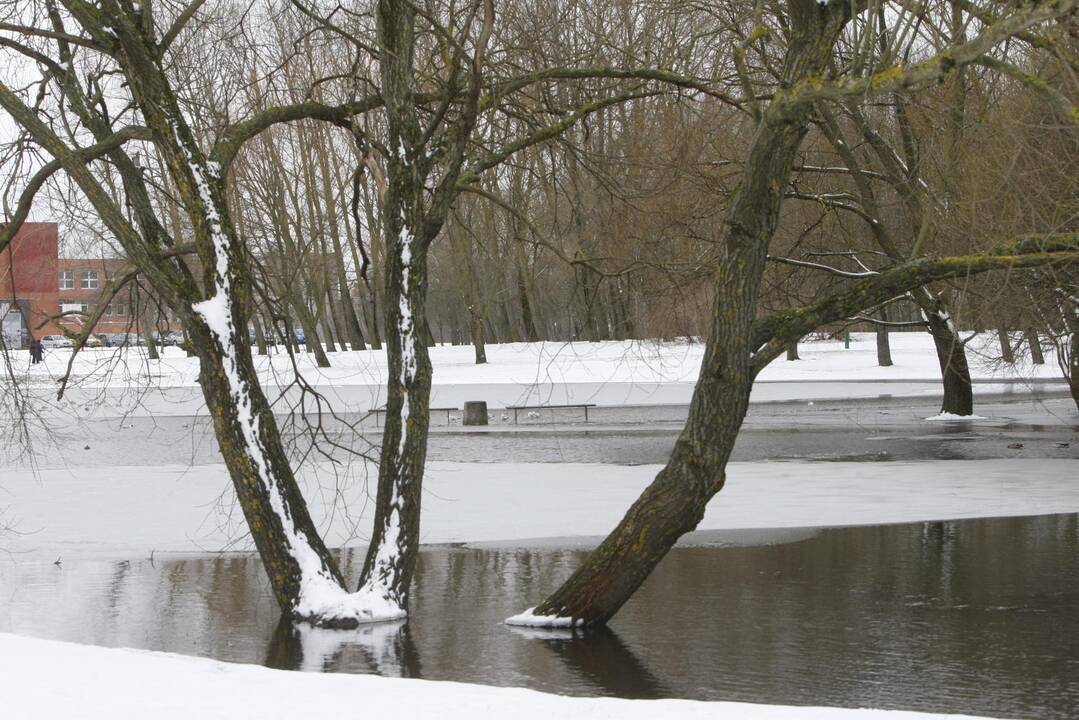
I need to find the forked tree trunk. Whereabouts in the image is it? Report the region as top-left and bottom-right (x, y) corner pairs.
(519, 1), (847, 625)
(165, 126), (352, 625)
(0, 11), (370, 628)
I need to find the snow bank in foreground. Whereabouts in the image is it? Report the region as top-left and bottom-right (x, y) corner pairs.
(2, 460), (1077, 562)
(0, 633), (999, 720)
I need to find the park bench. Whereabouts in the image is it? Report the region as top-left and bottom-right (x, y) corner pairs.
(366, 405), (458, 426)
(505, 403), (597, 424)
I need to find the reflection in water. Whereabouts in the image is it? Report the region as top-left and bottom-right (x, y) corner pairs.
(513, 625), (668, 699)
(1, 513), (1077, 718)
(267, 618), (422, 677)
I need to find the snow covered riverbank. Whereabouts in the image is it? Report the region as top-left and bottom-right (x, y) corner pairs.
(0, 632), (1000, 720)
(2, 459), (1077, 562)
(7, 333), (1068, 418)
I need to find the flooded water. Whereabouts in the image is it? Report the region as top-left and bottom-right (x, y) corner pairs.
(36, 394), (1079, 467)
(2, 513), (1077, 718)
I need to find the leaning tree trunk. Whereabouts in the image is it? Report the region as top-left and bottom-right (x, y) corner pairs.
(1069, 325), (1079, 411)
(190, 318), (345, 617)
(1061, 296), (1079, 411)
(922, 303), (974, 416)
(169, 140), (356, 626)
(294, 303), (330, 368)
(517, 2), (846, 623)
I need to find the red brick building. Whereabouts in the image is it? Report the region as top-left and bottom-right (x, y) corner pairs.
(1, 223), (60, 344)
(1, 222), (179, 348)
(57, 257), (140, 335)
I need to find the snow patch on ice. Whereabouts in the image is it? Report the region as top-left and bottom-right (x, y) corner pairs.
(925, 413), (988, 421)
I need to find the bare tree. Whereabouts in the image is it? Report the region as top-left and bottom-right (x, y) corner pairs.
(512, 0), (1079, 627)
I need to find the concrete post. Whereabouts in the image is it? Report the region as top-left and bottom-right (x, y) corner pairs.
(463, 401), (488, 426)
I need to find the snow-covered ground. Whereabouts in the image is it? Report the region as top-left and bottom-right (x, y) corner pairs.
(2, 459), (1076, 562)
(0, 632), (996, 720)
(6, 333), (1068, 417)
(2, 333), (1072, 719)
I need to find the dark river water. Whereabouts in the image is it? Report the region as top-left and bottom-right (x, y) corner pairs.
(2, 513), (1078, 718)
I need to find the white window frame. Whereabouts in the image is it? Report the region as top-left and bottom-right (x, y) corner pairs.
(80, 270), (99, 290)
(59, 270), (75, 290)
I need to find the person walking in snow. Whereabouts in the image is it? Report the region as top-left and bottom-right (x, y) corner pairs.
(31, 338), (43, 364)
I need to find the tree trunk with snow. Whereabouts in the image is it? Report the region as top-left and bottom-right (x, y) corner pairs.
(923, 305), (974, 416)
(356, 191), (432, 608)
(355, 0), (435, 611)
(172, 143), (375, 625)
(0, 5), (380, 625)
(515, 1), (848, 626)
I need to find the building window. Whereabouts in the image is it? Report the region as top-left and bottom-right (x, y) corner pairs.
(59, 270), (75, 290)
(114, 302), (126, 317)
(80, 270), (99, 290)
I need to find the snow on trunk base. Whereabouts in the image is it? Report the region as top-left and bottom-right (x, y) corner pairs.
(505, 607), (582, 628)
(925, 413), (988, 421)
(182, 149), (406, 628)
(294, 581), (406, 627)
